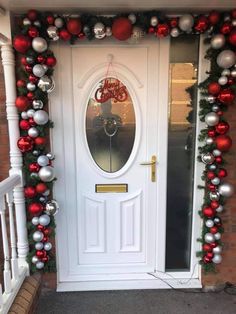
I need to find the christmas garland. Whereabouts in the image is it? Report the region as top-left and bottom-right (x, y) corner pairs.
(12, 9), (236, 273)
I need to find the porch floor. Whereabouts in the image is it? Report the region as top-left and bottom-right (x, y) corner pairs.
(37, 289), (236, 314)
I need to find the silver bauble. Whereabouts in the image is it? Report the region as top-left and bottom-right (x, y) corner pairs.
(32, 37), (48, 53)
(208, 164), (217, 171)
(33, 230), (44, 242)
(204, 233), (215, 243)
(46, 152), (55, 160)
(206, 137), (214, 145)
(211, 177), (220, 185)
(212, 254), (222, 264)
(33, 110), (49, 125)
(217, 50), (236, 69)
(150, 16), (158, 27)
(218, 182), (234, 197)
(27, 82), (36, 91)
(105, 26), (112, 37)
(83, 25), (90, 35)
(21, 111), (28, 120)
(44, 242), (52, 251)
(212, 149), (221, 157)
(216, 205), (224, 213)
(54, 17), (64, 28)
(205, 112), (220, 126)
(129, 26), (144, 43)
(93, 22), (106, 39)
(214, 232), (221, 240)
(222, 69), (231, 76)
(43, 189), (50, 197)
(128, 13), (136, 24)
(207, 95), (216, 103)
(201, 153), (215, 165)
(232, 19), (236, 27)
(37, 155), (49, 167)
(32, 100), (44, 110)
(33, 64), (46, 78)
(38, 75), (55, 93)
(178, 14), (194, 32)
(218, 76), (228, 85)
(36, 261), (45, 269)
(45, 200), (59, 216)
(35, 242), (44, 250)
(32, 217), (39, 225)
(28, 127), (39, 138)
(32, 256), (39, 264)
(34, 20), (41, 28)
(209, 191), (220, 201)
(39, 214), (51, 226)
(26, 56), (35, 65)
(23, 17), (31, 26)
(210, 34), (226, 49)
(39, 196), (47, 203)
(27, 109), (35, 118)
(213, 246), (222, 254)
(47, 26), (59, 41)
(39, 166), (55, 182)
(170, 28), (180, 37)
(231, 69), (236, 78)
(30, 172), (39, 180)
(212, 104), (220, 112)
(32, 150), (40, 156)
(205, 219), (214, 228)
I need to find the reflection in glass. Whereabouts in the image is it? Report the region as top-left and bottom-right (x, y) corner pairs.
(86, 78), (136, 173)
(165, 36), (199, 271)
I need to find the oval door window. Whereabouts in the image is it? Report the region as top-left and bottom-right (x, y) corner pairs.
(85, 77), (136, 173)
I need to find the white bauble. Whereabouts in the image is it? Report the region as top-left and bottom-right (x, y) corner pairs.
(204, 233), (215, 243)
(27, 109), (35, 118)
(35, 242), (44, 250)
(33, 110), (49, 125)
(32, 256), (39, 264)
(44, 242), (52, 251)
(32, 230), (44, 242)
(214, 232), (221, 240)
(218, 182), (234, 197)
(39, 166), (55, 182)
(178, 14), (194, 31)
(39, 214), (51, 226)
(36, 261), (45, 269)
(21, 111), (28, 120)
(213, 246), (222, 254)
(210, 34), (225, 49)
(217, 50), (236, 69)
(212, 254), (222, 264)
(28, 127), (39, 138)
(54, 17), (64, 28)
(218, 76), (228, 85)
(37, 155), (49, 167)
(32, 217), (39, 226)
(205, 112), (220, 126)
(205, 219), (214, 228)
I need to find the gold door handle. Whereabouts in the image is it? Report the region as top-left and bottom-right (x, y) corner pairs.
(140, 155), (157, 182)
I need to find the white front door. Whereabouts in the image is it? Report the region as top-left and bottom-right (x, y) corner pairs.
(51, 39), (171, 290)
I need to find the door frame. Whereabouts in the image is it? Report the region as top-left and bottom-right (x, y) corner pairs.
(49, 36), (207, 291)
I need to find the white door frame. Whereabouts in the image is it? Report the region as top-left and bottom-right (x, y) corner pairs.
(49, 36), (208, 291)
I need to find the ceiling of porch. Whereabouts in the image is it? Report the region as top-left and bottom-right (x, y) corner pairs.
(0, 0), (235, 13)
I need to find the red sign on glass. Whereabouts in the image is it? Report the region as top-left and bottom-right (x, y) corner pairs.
(95, 79), (128, 103)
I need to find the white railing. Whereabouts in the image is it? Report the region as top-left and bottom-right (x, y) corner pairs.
(0, 175), (29, 314)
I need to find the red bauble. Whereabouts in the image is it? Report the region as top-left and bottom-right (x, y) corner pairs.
(42, 236), (48, 243)
(207, 183), (216, 191)
(17, 79), (26, 88)
(215, 135), (232, 152)
(59, 29), (72, 41)
(29, 162), (40, 173)
(112, 17), (132, 41)
(208, 11), (221, 25)
(207, 171), (215, 180)
(218, 168), (227, 178)
(148, 27), (155, 34)
(67, 18), (82, 35)
(28, 117), (36, 126)
(37, 224), (45, 231)
(34, 137), (46, 146)
(27, 9), (38, 21)
(17, 136), (34, 153)
(78, 32), (85, 39)
(227, 77), (235, 86)
(208, 129), (216, 137)
(206, 252), (214, 259)
(229, 29), (236, 46)
(46, 15), (54, 25)
(36, 250), (46, 258)
(29, 74), (38, 84)
(28, 202), (43, 215)
(19, 120), (30, 130)
(25, 64), (33, 73)
(203, 243), (212, 252)
(215, 121), (229, 134)
(21, 56), (28, 66)
(13, 35), (31, 54)
(217, 110), (223, 116)
(28, 26), (39, 38)
(43, 228), (51, 236)
(210, 226), (218, 234)
(42, 256), (49, 263)
(215, 156), (223, 164)
(36, 183), (47, 194)
(220, 22), (232, 35)
(37, 55), (46, 64)
(169, 17), (178, 28)
(218, 89), (235, 104)
(27, 92), (35, 100)
(203, 206), (215, 218)
(211, 201), (219, 209)
(24, 186), (37, 198)
(208, 82), (221, 96)
(203, 256), (212, 263)
(15, 96), (30, 112)
(194, 15), (209, 33)
(232, 9), (236, 19)
(210, 242), (217, 248)
(46, 56), (57, 67)
(156, 23), (170, 37)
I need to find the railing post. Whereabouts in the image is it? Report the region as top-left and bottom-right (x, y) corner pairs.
(1, 43), (29, 268)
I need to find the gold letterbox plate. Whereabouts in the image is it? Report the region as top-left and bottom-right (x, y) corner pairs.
(95, 184), (128, 193)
